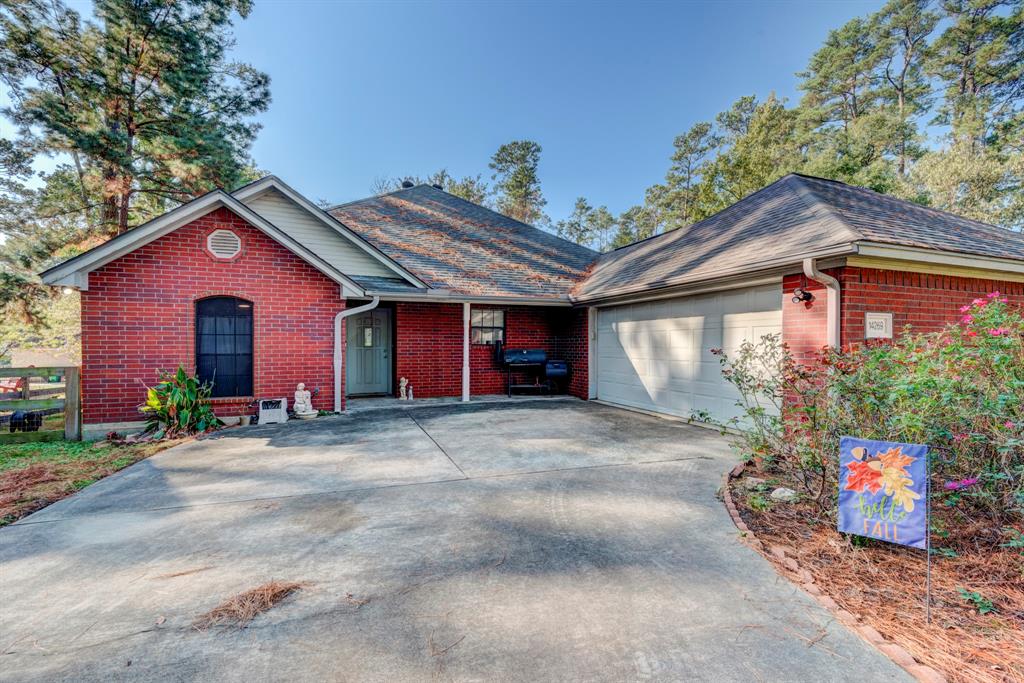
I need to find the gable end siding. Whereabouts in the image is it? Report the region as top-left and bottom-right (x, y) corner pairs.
(243, 187), (396, 279)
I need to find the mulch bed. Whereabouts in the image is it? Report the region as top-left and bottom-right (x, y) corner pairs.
(727, 470), (1023, 683)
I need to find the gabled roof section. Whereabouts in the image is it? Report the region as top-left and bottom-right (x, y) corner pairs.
(575, 174), (1024, 302)
(791, 173), (1024, 261)
(232, 176), (426, 288)
(39, 190), (366, 295)
(328, 184), (598, 299)
(574, 175), (859, 301)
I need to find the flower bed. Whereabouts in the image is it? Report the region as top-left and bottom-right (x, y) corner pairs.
(710, 293), (1023, 682)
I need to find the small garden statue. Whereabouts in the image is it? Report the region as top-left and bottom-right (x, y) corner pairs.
(399, 377), (408, 400)
(293, 383), (317, 419)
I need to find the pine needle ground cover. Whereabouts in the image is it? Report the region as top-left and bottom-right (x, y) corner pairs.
(730, 474), (1022, 682)
(0, 439), (179, 525)
(712, 294), (1023, 682)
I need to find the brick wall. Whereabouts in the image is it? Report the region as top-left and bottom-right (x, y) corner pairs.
(566, 308), (589, 399)
(839, 267), (1024, 345)
(394, 302), (463, 398)
(393, 302), (588, 398)
(782, 271), (833, 365)
(783, 267), (1024, 361)
(81, 207), (344, 425)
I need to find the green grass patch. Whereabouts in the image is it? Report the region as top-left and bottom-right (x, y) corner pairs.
(0, 438), (180, 525)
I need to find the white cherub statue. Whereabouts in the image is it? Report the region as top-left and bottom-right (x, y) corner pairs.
(293, 383), (316, 418)
(399, 377), (408, 400)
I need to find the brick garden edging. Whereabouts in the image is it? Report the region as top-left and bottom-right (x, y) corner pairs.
(720, 463), (947, 683)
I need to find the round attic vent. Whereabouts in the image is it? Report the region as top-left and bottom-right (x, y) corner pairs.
(207, 229), (241, 259)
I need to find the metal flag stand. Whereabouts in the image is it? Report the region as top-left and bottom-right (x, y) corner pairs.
(925, 449), (931, 624)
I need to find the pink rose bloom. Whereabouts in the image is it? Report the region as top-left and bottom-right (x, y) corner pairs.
(989, 328), (1009, 336)
(988, 291), (1000, 299)
(962, 314), (974, 324)
(960, 304), (971, 313)
(972, 298), (986, 306)
(953, 432), (968, 442)
(1005, 421), (1015, 429)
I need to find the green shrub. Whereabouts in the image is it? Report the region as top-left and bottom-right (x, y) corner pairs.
(140, 366), (222, 438)
(711, 293), (1023, 538)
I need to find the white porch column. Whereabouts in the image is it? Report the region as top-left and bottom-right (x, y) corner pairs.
(462, 302), (471, 402)
(587, 306), (598, 399)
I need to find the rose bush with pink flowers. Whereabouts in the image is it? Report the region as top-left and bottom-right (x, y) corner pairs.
(707, 293), (1022, 544)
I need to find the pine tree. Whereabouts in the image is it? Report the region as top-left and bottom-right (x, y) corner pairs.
(873, 0), (937, 175)
(798, 16), (882, 129)
(1, 0), (270, 235)
(648, 122), (720, 232)
(490, 140), (547, 225)
(929, 0), (1023, 143)
(611, 205), (658, 249)
(555, 197), (595, 246)
(587, 206), (616, 252)
(0, 0), (268, 322)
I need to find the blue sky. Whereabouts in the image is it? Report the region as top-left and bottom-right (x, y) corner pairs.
(22, 0), (883, 221)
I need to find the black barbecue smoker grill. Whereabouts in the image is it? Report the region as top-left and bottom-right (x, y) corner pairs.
(501, 348), (568, 397)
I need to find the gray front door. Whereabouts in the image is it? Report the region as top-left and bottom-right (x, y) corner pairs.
(346, 308), (392, 395)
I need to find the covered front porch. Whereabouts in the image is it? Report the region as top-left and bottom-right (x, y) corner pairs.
(339, 299), (589, 409)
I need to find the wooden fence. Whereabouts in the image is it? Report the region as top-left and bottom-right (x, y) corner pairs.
(0, 367), (81, 443)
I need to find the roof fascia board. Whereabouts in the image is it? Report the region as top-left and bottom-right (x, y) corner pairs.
(233, 176), (428, 289)
(585, 274), (784, 309)
(41, 190), (366, 298)
(370, 291), (572, 307)
(855, 242), (1024, 275)
(575, 242), (857, 304)
(40, 191), (226, 285)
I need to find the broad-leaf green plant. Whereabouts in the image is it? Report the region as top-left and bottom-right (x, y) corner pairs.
(140, 366), (221, 439)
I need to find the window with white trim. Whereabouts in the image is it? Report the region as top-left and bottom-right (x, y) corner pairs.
(470, 309), (505, 345)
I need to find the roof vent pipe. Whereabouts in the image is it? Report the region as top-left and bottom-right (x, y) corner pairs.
(401, 180), (415, 189)
(802, 258), (840, 349)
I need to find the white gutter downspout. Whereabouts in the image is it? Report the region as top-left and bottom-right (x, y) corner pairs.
(462, 302), (470, 402)
(803, 258), (840, 348)
(334, 297), (381, 412)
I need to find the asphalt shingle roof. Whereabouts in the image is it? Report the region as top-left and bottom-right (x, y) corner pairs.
(329, 185), (597, 299)
(796, 174), (1024, 261)
(574, 174), (1024, 301)
(348, 275), (421, 293)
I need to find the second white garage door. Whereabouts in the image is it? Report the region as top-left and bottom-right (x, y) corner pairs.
(595, 283), (782, 424)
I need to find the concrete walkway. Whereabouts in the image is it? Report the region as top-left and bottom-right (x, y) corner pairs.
(0, 400), (908, 682)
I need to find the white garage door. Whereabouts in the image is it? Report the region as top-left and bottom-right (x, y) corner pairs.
(596, 284), (782, 424)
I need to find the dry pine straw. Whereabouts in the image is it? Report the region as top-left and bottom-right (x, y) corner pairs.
(192, 581), (305, 630)
(0, 440), (178, 524)
(732, 480), (1024, 683)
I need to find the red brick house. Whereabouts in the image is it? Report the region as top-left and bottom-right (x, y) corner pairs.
(42, 174), (1024, 437)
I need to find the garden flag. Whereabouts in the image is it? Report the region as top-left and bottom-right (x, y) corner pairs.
(838, 437), (929, 549)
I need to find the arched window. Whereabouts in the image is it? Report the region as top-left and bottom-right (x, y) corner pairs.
(196, 297), (253, 398)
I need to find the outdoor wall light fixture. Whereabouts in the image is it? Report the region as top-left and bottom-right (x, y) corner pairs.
(792, 288), (815, 304)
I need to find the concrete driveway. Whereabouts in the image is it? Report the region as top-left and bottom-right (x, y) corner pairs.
(0, 400), (907, 682)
